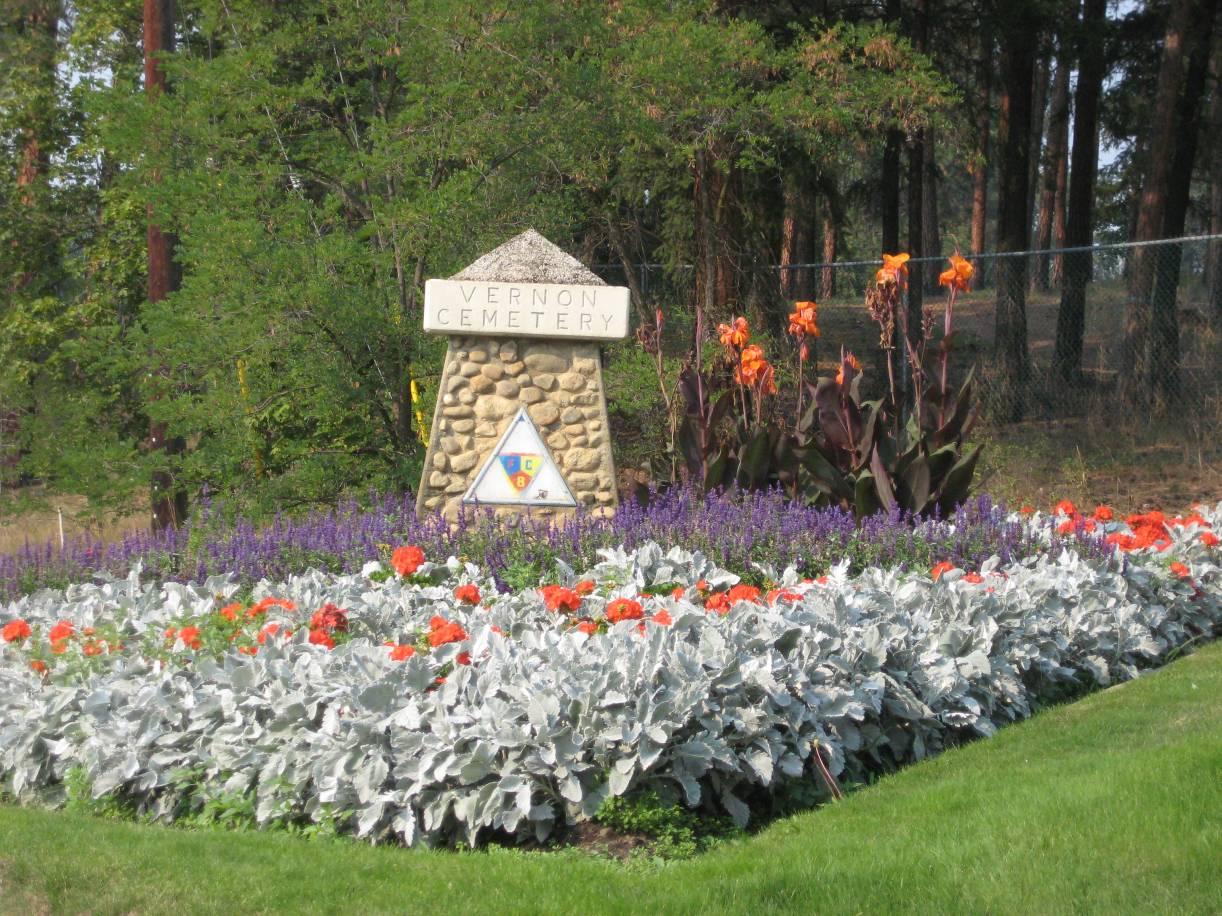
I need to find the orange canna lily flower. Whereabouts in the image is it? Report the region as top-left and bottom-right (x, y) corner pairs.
(735, 345), (775, 392)
(717, 316), (750, 349)
(938, 252), (974, 292)
(759, 361), (778, 395)
(876, 252), (910, 286)
(787, 301), (820, 338)
(835, 352), (862, 386)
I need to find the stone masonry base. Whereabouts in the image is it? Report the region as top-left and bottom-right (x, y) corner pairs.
(415, 336), (618, 520)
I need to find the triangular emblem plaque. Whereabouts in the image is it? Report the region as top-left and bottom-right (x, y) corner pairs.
(463, 408), (577, 507)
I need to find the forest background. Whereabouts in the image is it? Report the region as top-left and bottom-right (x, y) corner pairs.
(1, 0), (1219, 530)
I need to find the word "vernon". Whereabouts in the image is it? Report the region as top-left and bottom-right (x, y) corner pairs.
(423, 279), (630, 341)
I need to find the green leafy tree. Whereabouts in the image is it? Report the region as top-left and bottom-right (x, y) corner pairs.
(2, 0), (953, 518)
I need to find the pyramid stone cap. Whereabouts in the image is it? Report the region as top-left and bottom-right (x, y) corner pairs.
(450, 229), (605, 286)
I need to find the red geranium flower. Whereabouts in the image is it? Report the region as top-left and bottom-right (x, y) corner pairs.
(1093, 505), (1114, 521)
(29, 659), (48, 675)
(606, 598), (645, 624)
(308, 628), (336, 649)
(576, 619), (598, 636)
(248, 596), (295, 618)
(1128, 510), (1165, 527)
(219, 602), (243, 622)
(47, 620), (74, 652)
(726, 584), (761, 604)
(257, 623), (292, 644)
(767, 588), (802, 603)
(454, 584), (481, 605)
(177, 626), (202, 650)
(963, 572), (984, 584)
(310, 603), (349, 633)
(1053, 499), (1077, 517)
(930, 561), (955, 581)
(705, 592), (730, 614)
(1169, 561), (1191, 579)
(1201, 531), (1220, 548)
(428, 618), (468, 647)
(2, 619), (32, 643)
(574, 580), (596, 596)
(456, 651), (471, 666)
(650, 609), (673, 627)
(238, 645), (258, 656)
(539, 585), (582, 613)
(391, 545), (425, 577)
(388, 643), (415, 661)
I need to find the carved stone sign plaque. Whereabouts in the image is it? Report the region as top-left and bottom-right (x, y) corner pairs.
(415, 230), (629, 520)
(424, 280), (629, 340)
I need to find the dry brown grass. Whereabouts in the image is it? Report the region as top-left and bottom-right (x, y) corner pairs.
(978, 417), (1222, 511)
(0, 490), (146, 554)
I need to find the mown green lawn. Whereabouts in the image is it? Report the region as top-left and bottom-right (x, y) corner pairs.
(2, 643), (1220, 915)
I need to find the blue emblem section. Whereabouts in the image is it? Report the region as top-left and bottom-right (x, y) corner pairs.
(498, 453), (542, 493)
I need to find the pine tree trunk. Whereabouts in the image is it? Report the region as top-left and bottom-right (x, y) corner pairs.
(1054, 0), (1106, 384)
(13, 2), (57, 195)
(993, 5), (1040, 422)
(9, 1), (59, 295)
(1121, 0), (1208, 405)
(1035, 52), (1071, 290)
(1027, 46), (1051, 244)
(779, 166), (815, 300)
(820, 214), (836, 300)
(819, 183), (840, 301)
(145, 0), (188, 531)
(881, 0), (902, 257)
(882, 131), (902, 255)
(1208, 24), (1222, 324)
(970, 44), (991, 285)
(1050, 106), (1070, 285)
(906, 0), (928, 351)
(1150, 0), (1216, 407)
(694, 153), (715, 318)
(907, 135), (924, 350)
(923, 127), (942, 294)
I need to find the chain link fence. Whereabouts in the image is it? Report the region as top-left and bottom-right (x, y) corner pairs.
(594, 235), (1222, 427)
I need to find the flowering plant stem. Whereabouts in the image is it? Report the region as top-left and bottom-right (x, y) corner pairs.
(937, 285), (958, 428)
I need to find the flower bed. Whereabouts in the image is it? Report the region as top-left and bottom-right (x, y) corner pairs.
(1, 504), (1218, 848)
(0, 490), (1104, 601)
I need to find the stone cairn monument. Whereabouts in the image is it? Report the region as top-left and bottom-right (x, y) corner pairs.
(415, 230), (630, 520)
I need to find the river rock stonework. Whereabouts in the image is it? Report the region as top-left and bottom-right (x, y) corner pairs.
(415, 231), (625, 520)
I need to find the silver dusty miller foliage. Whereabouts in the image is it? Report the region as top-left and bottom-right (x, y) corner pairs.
(1, 507), (1219, 847)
